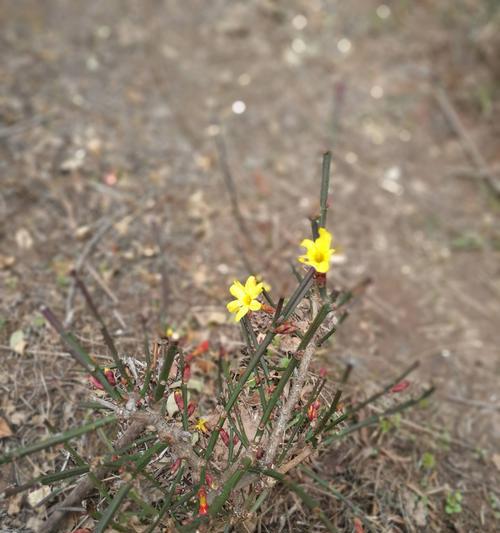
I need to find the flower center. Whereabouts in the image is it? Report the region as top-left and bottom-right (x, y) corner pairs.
(314, 250), (325, 263)
(242, 294), (252, 306)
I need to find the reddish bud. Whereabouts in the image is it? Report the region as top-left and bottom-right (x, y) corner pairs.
(174, 390), (184, 410)
(205, 472), (216, 489)
(198, 486), (209, 516)
(187, 401), (196, 417)
(233, 434), (239, 445)
(220, 428), (230, 447)
(182, 364), (191, 383)
(89, 368), (116, 390)
(353, 517), (364, 533)
(319, 367), (327, 379)
(307, 400), (321, 421)
(256, 448), (265, 460)
(261, 303), (275, 314)
(89, 375), (103, 390)
(104, 172), (117, 186)
(390, 380), (410, 393)
(195, 340), (210, 354)
(104, 368), (116, 386)
(170, 457), (181, 474)
(187, 340), (210, 362)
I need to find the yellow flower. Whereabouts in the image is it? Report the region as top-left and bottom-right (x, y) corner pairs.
(194, 418), (208, 433)
(226, 275), (264, 322)
(298, 227), (335, 273)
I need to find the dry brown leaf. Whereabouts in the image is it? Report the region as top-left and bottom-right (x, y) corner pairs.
(0, 416), (13, 438)
(9, 329), (26, 355)
(15, 228), (34, 250)
(7, 493), (22, 515)
(27, 485), (51, 507)
(0, 254), (15, 269)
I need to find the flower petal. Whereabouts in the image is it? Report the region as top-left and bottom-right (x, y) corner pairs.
(317, 227), (332, 250)
(249, 300), (262, 311)
(235, 306), (249, 322)
(300, 239), (315, 252)
(244, 276), (257, 293)
(229, 280), (245, 299)
(315, 261), (329, 273)
(248, 281), (264, 299)
(227, 300), (241, 313)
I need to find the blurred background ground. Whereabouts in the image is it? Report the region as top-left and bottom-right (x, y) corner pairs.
(1, 0), (499, 531)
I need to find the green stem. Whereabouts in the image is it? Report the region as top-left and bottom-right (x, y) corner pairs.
(153, 343), (178, 402)
(209, 457), (252, 516)
(319, 151), (332, 228)
(0, 415), (117, 465)
(40, 306), (123, 401)
(280, 269), (315, 321)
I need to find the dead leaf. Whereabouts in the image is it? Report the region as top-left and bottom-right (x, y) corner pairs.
(26, 517), (44, 531)
(492, 453), (500, 472)
(27, 485), (51, 507)
(0, 254), (15, 269)
(9, 410), (28, 425)
(9, 329), (26, 355)
(0, 416), (13, 438)
(7, 493), (22, 515)
(15, 228), (34, 250)
(75, 225), (91, 240)
(413, 499), (428, 527)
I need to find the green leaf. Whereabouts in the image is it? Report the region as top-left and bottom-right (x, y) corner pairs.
(445, 491), (463, 514)
(421, 452), (436, 470)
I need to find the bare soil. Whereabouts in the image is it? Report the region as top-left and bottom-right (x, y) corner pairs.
(1, 1), (499, 531)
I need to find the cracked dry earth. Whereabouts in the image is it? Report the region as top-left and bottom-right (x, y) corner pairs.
(1, 0), (500, 531)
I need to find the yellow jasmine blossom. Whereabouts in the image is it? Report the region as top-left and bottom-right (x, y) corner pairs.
(194, 418), (208, 433)
(226, 275), (264, 322)
(298, 227), (335, 273)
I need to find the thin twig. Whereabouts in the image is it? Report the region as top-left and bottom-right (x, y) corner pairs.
(152, 221), (170, 325)
(434, 86), (500, 196)
(85, 263), (119, 304)
(64, 216), (121, 327)
(214, 124), (256, 245)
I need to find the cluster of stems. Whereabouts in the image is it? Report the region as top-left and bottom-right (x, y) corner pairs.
(0, 153), (433, 532)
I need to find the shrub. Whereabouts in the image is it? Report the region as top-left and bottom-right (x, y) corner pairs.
(0, 153), (433, 532)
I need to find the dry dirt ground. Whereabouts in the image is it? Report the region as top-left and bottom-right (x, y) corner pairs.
(1, 1), (499, 531)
